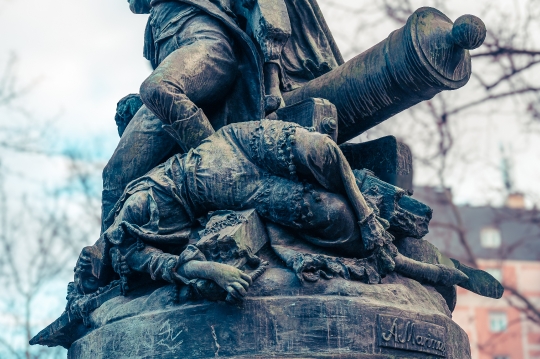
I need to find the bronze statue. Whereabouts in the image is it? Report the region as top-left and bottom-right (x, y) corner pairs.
(101, 0), (343, 231)
(30, 4), (503, 358)
(71, 119), (475, 299)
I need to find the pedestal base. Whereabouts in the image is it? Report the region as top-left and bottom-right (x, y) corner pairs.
(68, 270), (470, 359)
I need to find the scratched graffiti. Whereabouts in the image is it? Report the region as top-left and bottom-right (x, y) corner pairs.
(139, 319), (185, 353)
(155, 320), (184, 351)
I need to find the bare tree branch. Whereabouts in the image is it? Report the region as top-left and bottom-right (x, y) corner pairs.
(447, 87), (540, 116)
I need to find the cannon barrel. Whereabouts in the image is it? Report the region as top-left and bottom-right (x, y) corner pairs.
(282, 7), (486, 143)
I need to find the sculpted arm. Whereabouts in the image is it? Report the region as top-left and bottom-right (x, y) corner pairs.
(73, 187), (253, 300)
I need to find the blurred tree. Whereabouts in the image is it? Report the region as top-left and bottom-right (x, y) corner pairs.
(319, 0), (540, 356)
(0, 56), (102, 359)
(319, 0), (540, 195)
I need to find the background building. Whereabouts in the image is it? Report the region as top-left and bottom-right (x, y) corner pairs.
(416, 187), (540, 359)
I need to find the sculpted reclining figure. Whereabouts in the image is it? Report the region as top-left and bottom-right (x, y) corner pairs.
(76, 120), (388, 299)
(71, 120), (501, 307)
(74, 1), (499, 305)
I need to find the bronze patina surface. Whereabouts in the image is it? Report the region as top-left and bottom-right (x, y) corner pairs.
(30, 3), (498, 358)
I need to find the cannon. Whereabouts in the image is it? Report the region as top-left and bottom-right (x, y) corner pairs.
(283, 7), (486, 143)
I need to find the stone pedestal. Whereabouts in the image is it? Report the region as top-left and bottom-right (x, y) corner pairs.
(67, 269), (470, 359)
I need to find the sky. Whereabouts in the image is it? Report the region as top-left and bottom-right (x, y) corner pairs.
(0, 0), (151, 152)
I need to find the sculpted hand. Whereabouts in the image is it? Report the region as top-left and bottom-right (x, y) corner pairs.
(359, 213), (394, 251)
(209, 262), (253, 300)
(176, 261), (253, 300)
(115, 94), (143, 137)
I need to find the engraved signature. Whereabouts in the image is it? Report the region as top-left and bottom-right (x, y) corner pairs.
(380, 317), (446, 355)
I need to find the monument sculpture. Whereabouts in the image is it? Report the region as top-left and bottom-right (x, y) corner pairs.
(31, 1), (503, 358)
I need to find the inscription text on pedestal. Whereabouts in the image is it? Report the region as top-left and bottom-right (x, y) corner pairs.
(377, 314), (447, 357)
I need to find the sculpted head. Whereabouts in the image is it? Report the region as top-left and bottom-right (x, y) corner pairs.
(128, 0), (151, 14)
(74, 246), (111, 294)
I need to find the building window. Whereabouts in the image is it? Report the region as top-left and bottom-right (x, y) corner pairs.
(489, 312), (507, 332)
(481, 227), (501, 248)
(485, 268), (503, 283)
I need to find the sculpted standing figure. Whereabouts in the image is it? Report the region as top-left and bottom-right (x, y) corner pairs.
(102, 0), (343, 229)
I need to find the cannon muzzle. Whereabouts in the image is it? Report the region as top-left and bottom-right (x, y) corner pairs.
(283, 7), (486, 143)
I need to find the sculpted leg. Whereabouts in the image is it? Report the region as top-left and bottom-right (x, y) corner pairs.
(290, 129), (391, 252)
(102, 192), (185, 290)
(101, 105), (179, 231)
(140, 16), (238, 152)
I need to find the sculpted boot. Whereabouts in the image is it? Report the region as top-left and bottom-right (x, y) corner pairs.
(162, 108), (215, 153)
(451, 258), (505, 299)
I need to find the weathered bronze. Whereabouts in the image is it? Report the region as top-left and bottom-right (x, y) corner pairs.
(30, 2), (501, 358)
(283, 8), (487, 143)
